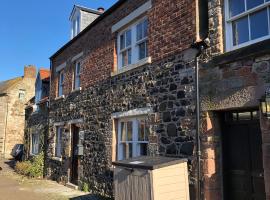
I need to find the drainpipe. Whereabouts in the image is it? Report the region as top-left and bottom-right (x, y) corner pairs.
(191, 39), (208, 200)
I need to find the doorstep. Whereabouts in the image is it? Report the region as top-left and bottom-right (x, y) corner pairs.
(66, 182), (78, 190)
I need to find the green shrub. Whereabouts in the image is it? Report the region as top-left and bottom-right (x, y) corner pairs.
(28, 152), (44, 178)
(15, 152), (44, 178)
(82, 182), (89, 192)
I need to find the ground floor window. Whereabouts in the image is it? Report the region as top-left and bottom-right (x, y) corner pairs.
(117, 116), (149, 160)
(31, 133), (39, 155)
(55, 127), (63, 158)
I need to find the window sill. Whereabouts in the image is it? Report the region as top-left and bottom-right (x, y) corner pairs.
(111, 57), (151, 76)
(71, 87), (82, 93)
(213, 38), (270, 66)
(51, 157), (62, 162)
(54, 95), (65, 101)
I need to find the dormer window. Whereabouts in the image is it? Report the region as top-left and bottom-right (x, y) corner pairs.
(70, 5), (101, 39)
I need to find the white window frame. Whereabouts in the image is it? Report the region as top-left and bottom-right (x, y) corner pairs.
(225, 0), (270, 51)
(117, 116), (149, 161)
(55, 127), (63, 158)
(74, 61), (81, 90)
(117, 17), (149, 70)
(71, 15), (80, 38)
(31, 133), (39, 155)
(58, 71), (64, 97)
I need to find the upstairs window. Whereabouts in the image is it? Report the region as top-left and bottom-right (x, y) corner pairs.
(226, 0), (270, 50)
(117, 18), (149, 69)
(74, 61), (81, 89)
(19, 89), (25, 100)
(58, 71), (64, 97)
(117, 116), (149, 160)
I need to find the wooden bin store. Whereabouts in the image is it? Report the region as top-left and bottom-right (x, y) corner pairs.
(113, 156), (190, 200)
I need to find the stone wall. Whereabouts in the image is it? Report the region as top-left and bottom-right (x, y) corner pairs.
(47, 49), (198, 198)
(200, 52), (270, 199)
(25, 103), (49, 159)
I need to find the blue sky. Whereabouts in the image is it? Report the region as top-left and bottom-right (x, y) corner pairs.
(0, 0), (117, 81)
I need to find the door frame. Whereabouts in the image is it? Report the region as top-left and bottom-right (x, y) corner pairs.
(69, 123), (80, 185)
(220, 109), (265, 200)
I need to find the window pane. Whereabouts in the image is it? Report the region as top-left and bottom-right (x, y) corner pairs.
(138, 42), (147, 60)
(128, 49), (132, 64)
(246, 0), (264, 10)
(121, 144), (126, 159)
(238, 112), (252, 120)
(232, 17), (249, 45)
(137, 22), (143, 41)
(128, 143), (133, 158)
(250, 8), (269, 40)
(120, 34), (125, 50)
(76, 62), (81, 75)
(121, 122), (126, 141)
(143, 19), (148, 38)
(229, 0), (245, 17)
(122, 50), (131, 67)
(138, 120), (145, 141)
(126, 30), (132, 47)
(127, 121), (133, 141)
(139, 143), (148, 156)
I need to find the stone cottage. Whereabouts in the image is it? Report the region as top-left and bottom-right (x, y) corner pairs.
(25, 68), (50, 159)
(47, 0), (270, 199)
(0, 66), (36, 158)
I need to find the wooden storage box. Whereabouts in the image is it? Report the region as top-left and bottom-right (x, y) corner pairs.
(113, 156), (190, 200)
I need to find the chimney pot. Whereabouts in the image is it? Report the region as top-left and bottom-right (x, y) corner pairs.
(97, 7), (105, 13)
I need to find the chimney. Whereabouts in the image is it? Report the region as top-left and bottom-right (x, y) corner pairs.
(97, 7), (105, 13)
(24, 65), (36, 79)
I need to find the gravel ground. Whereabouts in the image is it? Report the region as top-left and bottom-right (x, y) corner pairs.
(0, 159), (101, 200)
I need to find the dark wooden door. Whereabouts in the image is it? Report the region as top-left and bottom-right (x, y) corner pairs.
(71, 126), (79, 185)
(223, 111), (265, 200)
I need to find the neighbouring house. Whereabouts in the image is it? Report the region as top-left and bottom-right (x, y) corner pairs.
(47, 0), (270, 200)
(0, 66), (36, 159)
(25, 68), (50, 159)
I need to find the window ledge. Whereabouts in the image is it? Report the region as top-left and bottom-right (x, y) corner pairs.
(54, 95), (65, 101)
(71, 87), (82, 93)
(111, 57), (151, 76)
(212, 38), (270, 66)
(51, 157), (62, 162)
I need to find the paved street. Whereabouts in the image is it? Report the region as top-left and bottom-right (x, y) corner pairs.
(0, 159), (100, 200)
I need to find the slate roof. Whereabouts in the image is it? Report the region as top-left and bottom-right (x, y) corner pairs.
(0, 77), (22, 95)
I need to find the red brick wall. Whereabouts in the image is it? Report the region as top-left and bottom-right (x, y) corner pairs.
(50, 0), (197, 99)
(148, 0), (196, 62)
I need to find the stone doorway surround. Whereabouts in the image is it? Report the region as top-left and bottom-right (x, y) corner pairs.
(67, 119), (83, 188)
(201, 110), (270, 200)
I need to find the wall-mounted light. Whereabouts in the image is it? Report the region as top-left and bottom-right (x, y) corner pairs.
(260, 88), (270, 118)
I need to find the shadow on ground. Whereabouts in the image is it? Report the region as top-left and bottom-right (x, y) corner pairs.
(4, 159), (16, 169)
(69, 194), (111, 200)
